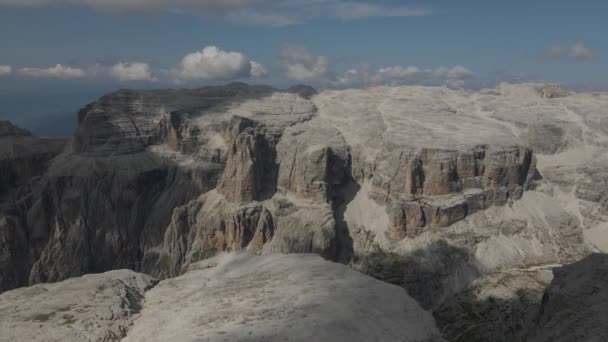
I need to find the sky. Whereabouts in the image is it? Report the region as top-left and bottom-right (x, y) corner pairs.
(0, 0), (606, 136)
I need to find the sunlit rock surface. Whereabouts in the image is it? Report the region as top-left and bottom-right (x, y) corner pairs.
(0, 270), (157, 342)
(0, 253), (444, 342)
(124, 253), (444, 342)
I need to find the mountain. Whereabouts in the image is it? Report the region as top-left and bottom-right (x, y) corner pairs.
(1, 82), (607, 341)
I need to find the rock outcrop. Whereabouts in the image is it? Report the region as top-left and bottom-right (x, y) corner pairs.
(0, 122), (66, 291)
(529, 253), (608, 342)
(0, 122), (65, 194)
(0, 270), (157, 342)
(0, 253), (445, 342)
(433, 266), (555, 342)
(125, 253), (445, 342)
(434, 253), (608, 342)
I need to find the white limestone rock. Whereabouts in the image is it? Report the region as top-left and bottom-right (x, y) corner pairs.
(124, 253), (445, 342)
(0, 270), (157, 342)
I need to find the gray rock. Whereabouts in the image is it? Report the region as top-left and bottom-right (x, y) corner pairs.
(529, 254), (608, 342)
(124, 253), (445, 342)
(276, 120), (349, 203)
(434, 266), (554, 342)
(0, 270), (157, 342)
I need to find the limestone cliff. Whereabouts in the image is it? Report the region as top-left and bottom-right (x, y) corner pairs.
(0, 84), (604, 307)
(2, 82), (608, 341)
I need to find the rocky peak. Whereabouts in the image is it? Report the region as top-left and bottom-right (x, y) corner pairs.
(0, 121), (31, 138)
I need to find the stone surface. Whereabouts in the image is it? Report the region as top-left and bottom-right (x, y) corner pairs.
(434, 266), (555, 342)
(434, 253), (608, 342)
(0, 270), (157, 342)
(529, 253), (608, 342)
(276, 120), (350, 203)
(124, 253), (445, 342)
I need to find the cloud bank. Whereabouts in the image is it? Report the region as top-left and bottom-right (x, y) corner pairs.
(4, 46), (266, 83)
(17, 64), (86, 78)
(3, 44), (474, 88)
(544, 43), (599, 61)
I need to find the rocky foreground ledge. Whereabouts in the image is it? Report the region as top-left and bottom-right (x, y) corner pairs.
(2, 253), (607, 342)
(0, 253), (444, 342)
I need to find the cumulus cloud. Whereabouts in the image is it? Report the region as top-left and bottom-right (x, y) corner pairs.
(109, 62), (154, 81)
(544, 43), (598, 61)
(431, 65), (474, 79)
(0, 0), (432, 26)
(335, 68), (363, 85)
(282, 46), (329, 80)
(370, 65), (473, 83)
(333, 64), (475, 87)
(569, 43), (598, 60)
(0, 65), (11, 76)
(375, 66), (420, 79)
(171, 46), (265, 81)
(249, 61), (269, 78)
(17, 64), (86, 78)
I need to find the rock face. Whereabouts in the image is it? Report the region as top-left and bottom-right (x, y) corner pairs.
(124, 253), (445, 342)
(434, 254), (608, 342)
(529, 254), (608, 342)
(0, 122), (65, 194)
(0, 270), (157, 342)
(0, 122), (66, 291)
(433, 266), (555, 342)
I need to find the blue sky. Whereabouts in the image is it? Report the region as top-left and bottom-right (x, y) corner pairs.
(0, 0), (606, 135)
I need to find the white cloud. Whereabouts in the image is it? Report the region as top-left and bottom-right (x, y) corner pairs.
(172, 46), (256, 81)
(282, 46), (329, 80)
(370, 65), (473, 83)
(17, 64), (86, 78)
(249, 61), (269, 78)
(0, 65), (11, 76)
(544, 43), (598, 61)
(431, 65), (474, 79)
(569, 43), (598, 61)
(375, 66), (420, 79)
(336, 68), (363, 85)
(109, 62), (154, 81)
(0, 0), (432, 26)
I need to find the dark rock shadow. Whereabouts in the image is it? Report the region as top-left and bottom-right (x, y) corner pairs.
(352, 240), (483, 310)
(332, 176), (360, 264)
(433, 278), (549, 342)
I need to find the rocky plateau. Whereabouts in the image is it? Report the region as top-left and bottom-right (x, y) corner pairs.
(1, 82), (608, 341)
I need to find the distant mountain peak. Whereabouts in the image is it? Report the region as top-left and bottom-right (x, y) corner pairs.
(0, 121), (32, 138)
